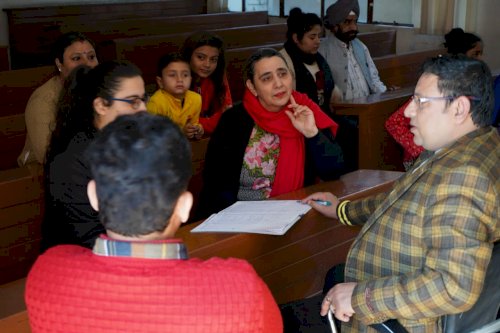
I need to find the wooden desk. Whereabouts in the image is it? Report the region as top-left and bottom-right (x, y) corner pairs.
(179, 169), (403, 304)
(333, 88), (413, 171)
(0, 311), (30, 333)
(0, 170), (401, 333)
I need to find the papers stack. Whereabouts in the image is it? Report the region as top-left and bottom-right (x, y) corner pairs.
(191, 200), (311, 235)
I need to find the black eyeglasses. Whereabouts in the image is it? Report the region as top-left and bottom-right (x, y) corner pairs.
(109, 96), (149, 110)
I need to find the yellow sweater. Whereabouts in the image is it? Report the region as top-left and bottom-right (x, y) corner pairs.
(147, 89), (202, 129)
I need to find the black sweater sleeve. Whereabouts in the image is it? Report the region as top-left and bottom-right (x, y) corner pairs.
(304, 128), (345, 185)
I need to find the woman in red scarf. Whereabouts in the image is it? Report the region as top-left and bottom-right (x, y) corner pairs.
(197, 48), (345, 218)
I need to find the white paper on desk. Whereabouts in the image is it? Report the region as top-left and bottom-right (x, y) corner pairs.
(191, 200), (311, 235)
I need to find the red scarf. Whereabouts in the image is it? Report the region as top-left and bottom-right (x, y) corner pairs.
(243, 89), (338, 196)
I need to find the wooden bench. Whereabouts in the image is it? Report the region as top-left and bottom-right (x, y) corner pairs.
(188, 137), (210, 221)
(374, 48), (447, 88)
(0, 114), (26, 170)
(0, 311), (30, 333)
(356, 30), (397, 58)
(0, 169), (402, 333)
(0, 165), (44, 285)
(6, 11), (269, 69)
(4, 0), (205, 23)
(333, 87), (414, 171)
(1, 66), (54, 118)
(99, 23), (288, 63)
(3, 0), (206, 69)
(0, 46), (9, 71)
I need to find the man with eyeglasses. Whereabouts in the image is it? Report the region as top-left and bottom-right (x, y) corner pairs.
(303, 55), (499, 332)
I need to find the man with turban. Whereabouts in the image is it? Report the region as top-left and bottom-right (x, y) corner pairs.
(319, 0), (387, 101)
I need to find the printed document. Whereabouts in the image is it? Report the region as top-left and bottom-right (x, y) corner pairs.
(191, 200), (311, 235)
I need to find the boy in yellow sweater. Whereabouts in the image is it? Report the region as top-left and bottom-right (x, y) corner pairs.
(147, 53), (204, 139)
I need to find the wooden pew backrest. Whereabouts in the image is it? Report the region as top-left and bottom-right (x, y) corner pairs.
(357, 30), (397, 58)
(0, 165), (44, 285)
(4, 0), (206, 69)
(374, 48), (447, 88)
(0, 46), (9, 71)
(0, 114), (26, 170)
(6, 11), (269, 69)
(1, 66), (54, 118)
(4, 0), (205, 22)
(100, 23), (287, 62)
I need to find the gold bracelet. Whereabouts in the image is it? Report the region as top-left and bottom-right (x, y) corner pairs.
(337, 200), (352, 226)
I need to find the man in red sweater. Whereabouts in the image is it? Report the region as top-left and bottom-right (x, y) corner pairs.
(25, 112), (283, 333)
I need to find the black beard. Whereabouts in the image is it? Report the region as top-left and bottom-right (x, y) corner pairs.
(334, 28), (358, 43)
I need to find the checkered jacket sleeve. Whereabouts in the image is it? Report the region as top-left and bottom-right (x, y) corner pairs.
(338, 192), (386, 227)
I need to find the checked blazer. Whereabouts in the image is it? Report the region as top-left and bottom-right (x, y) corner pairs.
(339, 127), (499, 333)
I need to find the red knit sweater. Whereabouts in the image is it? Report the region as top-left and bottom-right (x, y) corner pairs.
(385, 98), (425, 164)
(25, 245), (283, 333)
(196, 76), (233, 135)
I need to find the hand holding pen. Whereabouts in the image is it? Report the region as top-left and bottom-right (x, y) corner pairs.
(302, 192), (340, 219)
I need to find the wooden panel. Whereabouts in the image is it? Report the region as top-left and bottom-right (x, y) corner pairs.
(0, 46), (9, 71)
(333, 87), (414, 170)
(0, 239), (41, 285)
(188, 138), (210, 219)
(0, 167), (43, 209)
(7, 11), (269, 69)
(4, 0), (206, 70)
(357, 30), (397, 58)
(4, 0), (205, 23)
(0, 166), (43, 284)
(0, 310), (30, 333)
(374, 48), (447, 88)
(179, 169), (403, 304)
(0, 114), (26, 170)
(0, 215), (42, 249)
(0, 66), (54, 117)
(0, 201), (42, 231)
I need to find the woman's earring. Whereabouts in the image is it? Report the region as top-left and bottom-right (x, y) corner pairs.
(58, 67), (62, 72)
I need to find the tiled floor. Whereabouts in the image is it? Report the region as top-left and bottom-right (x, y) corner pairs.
(0, 278), (26, 318)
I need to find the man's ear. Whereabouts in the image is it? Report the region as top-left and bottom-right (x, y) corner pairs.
(246, 79), (257, 97)
(93, 97), (108, 116)
(162, 191), (193, 237)
(156, 76), (163, 89)
(453, 96), (472, 125)
(87, 180), (99, 211)
(174, 191), (193, 224)
(292, 33), (299, 45)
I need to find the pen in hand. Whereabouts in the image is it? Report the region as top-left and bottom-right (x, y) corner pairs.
(312, 199), (332, 206)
